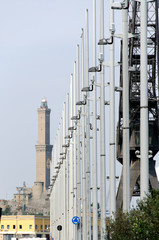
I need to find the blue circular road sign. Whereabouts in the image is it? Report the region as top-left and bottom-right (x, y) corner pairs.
(72, 216), (80, 225)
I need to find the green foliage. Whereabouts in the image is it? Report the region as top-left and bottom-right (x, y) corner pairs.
(2, 205), (12, 215)
(107, 190), (159, 240)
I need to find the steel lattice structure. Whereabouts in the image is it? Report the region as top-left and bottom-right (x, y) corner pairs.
(116, 0), (159, 209)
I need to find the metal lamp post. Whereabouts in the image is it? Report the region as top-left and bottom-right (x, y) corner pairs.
(122, 0), (130, 213)
(99, 0), (107, 238)
(140, 0), (149, 199)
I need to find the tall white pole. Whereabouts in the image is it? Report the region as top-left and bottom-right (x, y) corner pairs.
(66, 93), (70, 240)
(63, 102), (67, 240)
(100, 0), (106, 238)
(85, 9), (91, 240)
(76, 44), (82, 240)
(61, 112), (64, 240)
(57, 122), (61, 240)
(73, 61), (77, 240)
(92, 0), (98, 239)
(109, 0), (116, 217)
(69, 74), (74, 240)
(81, 28), (87, 240)
(140, 0), (148, 199)
(122, 0), (130, 212)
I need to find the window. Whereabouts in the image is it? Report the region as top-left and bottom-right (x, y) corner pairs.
(1, 225), (4, 230)
(29, 225), (32, 229)
(7, 225), (10, 229)
(19, 225), (22, 229)
(45, 225), (47, 230)
(35, 225), (37, 230)
(13, 225), (16, 229)
(41, 225), (43, 230)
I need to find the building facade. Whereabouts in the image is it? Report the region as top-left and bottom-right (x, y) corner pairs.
(0, 215), (50, 240)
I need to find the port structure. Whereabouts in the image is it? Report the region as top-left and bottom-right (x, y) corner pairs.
(116, 0), (159, 209)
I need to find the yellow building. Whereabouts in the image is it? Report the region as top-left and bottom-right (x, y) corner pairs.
(0, 215), (50, 240)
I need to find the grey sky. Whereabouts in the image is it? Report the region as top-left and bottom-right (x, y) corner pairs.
(0, 0), (94, 199)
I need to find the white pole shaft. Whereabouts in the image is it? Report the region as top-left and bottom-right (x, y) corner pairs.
(73, 61), (77, 240)
(140, 0), (149, 199)
(57, 125), (61, 237)
(92, 0), (98, 239)
(63, 102), (67, 240)
(109, 0), (116, 217)
(69, 74), (74, 240)
(61, 110), (64, 240)
(122, 2), (130, 213)
(66, 93), (70, 240)
(85, 9), (91, 240)
(81, 28), (87, 240)
(100, 0), (106, 238)
(76, 44), (82, 240)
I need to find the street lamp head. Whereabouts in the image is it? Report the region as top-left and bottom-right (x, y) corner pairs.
(98, 38), (109, 45)
(81, 86), (91, 92)
(89, 66), (99, 72)
(88, 64), (102, 72)
(104, 101), (110, 105)
(62, 143), (69, 148)
(115, 86), (123, 92)
(76, 99), (87, 105)
(81, 84), (94, 92)
(111, 1), (129, 9)
(98, 36), (113, 45)
(111, 2), (124, 9)
(71, 114), (80, 120)
(65, 134), (72, 139)
(68, 126), (76, 131)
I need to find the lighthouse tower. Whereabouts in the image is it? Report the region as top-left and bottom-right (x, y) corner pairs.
(35, 98), (53, 190)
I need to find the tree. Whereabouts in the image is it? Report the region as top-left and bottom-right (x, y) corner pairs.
(2, 205), (12, 215)
(107, 190), (159, 240)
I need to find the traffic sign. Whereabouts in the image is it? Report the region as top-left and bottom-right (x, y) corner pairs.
(72, 216), (80, 225)
(57, 225), (62, 231)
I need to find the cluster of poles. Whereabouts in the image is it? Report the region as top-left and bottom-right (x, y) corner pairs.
(49, 0), (149, 239)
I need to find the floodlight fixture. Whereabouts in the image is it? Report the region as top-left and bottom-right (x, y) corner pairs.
(76, 99), (87, 106)
(71, 112), (81, 120)
(104, 101), (110, 105)
(62, 143), (70, 148)
(98, 36), (113, 45)
(60, 152), (65, 155)
(68, 126), (76, 131)
(65, 134), (72, 139)
(111, 1), (129, 10)
(82, 79), (95, 92)
(114, 86), (123, 92)
(88, 63), (102, 73)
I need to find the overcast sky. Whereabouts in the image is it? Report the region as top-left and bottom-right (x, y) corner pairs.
(0, 0), (158, 200)
(0, 0), (97, 199)
(0, 0), (111, 200)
